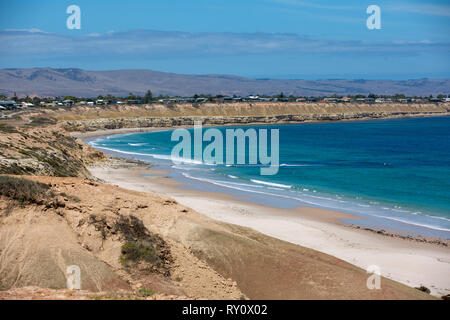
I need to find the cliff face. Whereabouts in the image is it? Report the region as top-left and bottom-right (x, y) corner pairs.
(0, 176), (244, 299)
(58, 102), (450, 131)
(0, 123), (105, 177)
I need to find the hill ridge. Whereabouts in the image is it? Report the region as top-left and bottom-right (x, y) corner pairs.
(1, 68), (449, 97)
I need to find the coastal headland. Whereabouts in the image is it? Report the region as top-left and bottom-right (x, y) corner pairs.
(53, 102), (450, 132)
(0, 103), (449, 299)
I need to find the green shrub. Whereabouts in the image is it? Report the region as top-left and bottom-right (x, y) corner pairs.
(0, 175), (54, 204)
(114, 215), (150, 241)
(120, 240), (159, 266)
(415, 286), (431, 294)
(114, 215), (172, 276)
(136, 288), (155, 297)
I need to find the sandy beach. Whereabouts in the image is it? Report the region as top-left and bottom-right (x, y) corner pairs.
(87, 154), (450, 297)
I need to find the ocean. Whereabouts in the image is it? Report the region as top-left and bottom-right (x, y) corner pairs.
(87, 116), (450, 239)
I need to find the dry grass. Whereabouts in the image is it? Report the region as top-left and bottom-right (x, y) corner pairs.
(0, 175), (53, 204)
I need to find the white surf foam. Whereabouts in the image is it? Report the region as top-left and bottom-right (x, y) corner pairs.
(128, 143), (148, 146)
(250, 179), (292, 189)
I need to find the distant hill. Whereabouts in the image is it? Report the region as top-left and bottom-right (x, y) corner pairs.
(0, 68), (449, 97)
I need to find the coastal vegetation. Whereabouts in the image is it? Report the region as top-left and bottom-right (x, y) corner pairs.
(0, 122), (104, 177)
(120, 241), (159, 266)
(0, 175), (53, 205)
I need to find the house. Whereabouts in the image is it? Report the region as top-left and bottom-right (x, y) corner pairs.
(22, 102), (34, 108)
(339, 97), (351, 103)
(0, 100), (18, 109)
(87, 101), (94, 106)
(296, 98), (306, 102)
(95, 99), (108, 105)
(127, 99), (143, 105)
(246, 95), (260, 102)
(40, 101), (56, 107)
(63, 100), (74, 106)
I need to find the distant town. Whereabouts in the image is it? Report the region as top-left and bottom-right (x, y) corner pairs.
(1, 91), (450, 111)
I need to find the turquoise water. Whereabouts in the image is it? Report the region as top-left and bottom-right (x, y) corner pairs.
(88, 116), (450, 239)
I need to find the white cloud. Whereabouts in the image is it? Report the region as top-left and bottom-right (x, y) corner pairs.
(0, 29), (448, 60)
(3, 28), (47, 33)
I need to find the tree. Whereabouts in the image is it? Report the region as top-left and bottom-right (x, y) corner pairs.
(105, 94), (116, 102)
(127, 93), (137, 100)
(144, 90), (153, 103)
(32, 97), (41, 106)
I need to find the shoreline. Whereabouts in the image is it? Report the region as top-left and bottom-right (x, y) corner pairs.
(87, 155), (450, 297)
(77, 117), (450, 241)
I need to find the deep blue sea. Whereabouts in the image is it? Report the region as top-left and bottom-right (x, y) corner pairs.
(88, 116), (450, 239)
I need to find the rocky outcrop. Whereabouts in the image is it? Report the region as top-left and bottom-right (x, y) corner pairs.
(0, 124), (105, 177)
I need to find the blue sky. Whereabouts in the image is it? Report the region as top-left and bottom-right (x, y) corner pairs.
(0, 0), (449, 79)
